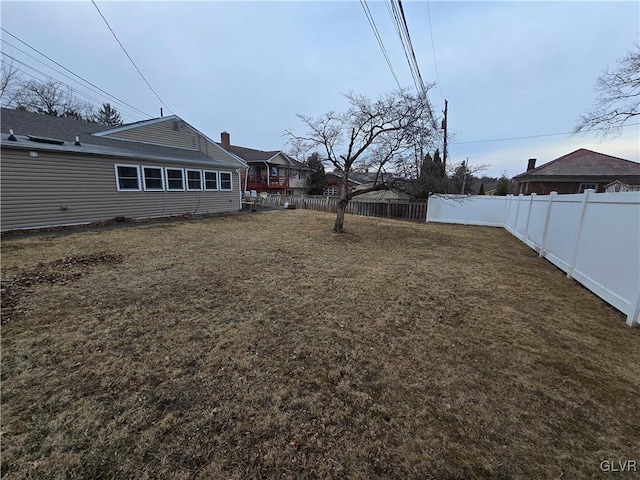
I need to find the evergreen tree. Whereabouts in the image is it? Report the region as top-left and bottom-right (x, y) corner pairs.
(478, 183), (485, 195)
(304, 152), (327, 195)
(95, 103), (123, 126)
(495, 174), (510, 196)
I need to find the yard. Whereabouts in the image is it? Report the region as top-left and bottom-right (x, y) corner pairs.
(1, 210), (638, 479)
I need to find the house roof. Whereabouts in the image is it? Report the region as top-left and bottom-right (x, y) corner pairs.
(224, 144), (281, 162)
(326, 171), (394, 185)
(0, 108), (239, 168)
(222, 143), (311, 170)
(513, 148), (640, 180)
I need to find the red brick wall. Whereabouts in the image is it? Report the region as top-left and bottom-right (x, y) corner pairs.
(516, 181), (605, 195)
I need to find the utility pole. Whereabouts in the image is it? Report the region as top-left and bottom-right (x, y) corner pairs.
(441, 99), (448, 168)
(461, 157), (468, 194)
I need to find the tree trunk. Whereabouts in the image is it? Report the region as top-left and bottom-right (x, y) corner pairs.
(333, 176), (349, 233)
(333, 198), (347, 233)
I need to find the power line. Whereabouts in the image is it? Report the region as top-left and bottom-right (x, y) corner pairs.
(386, 0), (437, 129)
(90, 0), (173, 115)
(360, 0), (401, 89)
(397, 0), (425, 91)
(0, 36), (150, 120)
(387, 0), (420, 93)
(451, 122), (640, 145)
(1, 52), (139, 123)
(425, 1), (444, 99)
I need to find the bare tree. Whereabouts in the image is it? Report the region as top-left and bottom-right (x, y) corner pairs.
(1, 60), (20, 106)
(8, 77), (95, 120)
(574, 43), (640, 137)
(286, 89), (437, 233)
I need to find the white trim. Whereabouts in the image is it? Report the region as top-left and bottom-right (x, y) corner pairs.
(579, 182), (598, 193)
(186, 169), (204, 191)
(208, 140), (249, 168)
(219, 171), (233, 191)
(165, 167), (185, 191)
(114, 163), (141, 191)
(181, 123), (249, 169)
(203, 170), (219, 191)
(141, 165), (165, 191)
(93, 116), (180, 137)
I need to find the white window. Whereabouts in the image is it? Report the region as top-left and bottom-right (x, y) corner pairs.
(165, 168), (185, 191)
(142, 166), (164, 191)
(324, 187), (338, 196)
(204, 171), (218, 191)
(186, 169), (203, 191)
(579, 183), (597, 193)
(115, 164), (141, 191)
(299, 171), (307, 180)
(220, 172), (233, 191)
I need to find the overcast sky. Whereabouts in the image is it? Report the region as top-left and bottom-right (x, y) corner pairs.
(1, 1), (638, 177)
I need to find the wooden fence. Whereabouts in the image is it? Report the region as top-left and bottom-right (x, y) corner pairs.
(261, 195), (427, 222)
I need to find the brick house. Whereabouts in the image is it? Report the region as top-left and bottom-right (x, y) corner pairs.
(512, 149), (640, 195)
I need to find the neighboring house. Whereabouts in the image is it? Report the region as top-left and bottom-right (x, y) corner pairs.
(604, 180), (640, 192)
(0, 108), (248, 231)
(512, 149), (640, 195)
(218, 132), (310, 195)
(324, 172), (362, 196)
(322, 171), (399, 198)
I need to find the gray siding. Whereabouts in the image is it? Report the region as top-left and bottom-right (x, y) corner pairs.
(1, 148), (240, 231)
(103, 119), (199, 150)
(102, 119), (247, 168)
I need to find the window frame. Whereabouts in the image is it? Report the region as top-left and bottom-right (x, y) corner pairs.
(203, 170), (219, 191)
(324, 187), (338, 196)
(165, 167), (186, 191)
(114, 164), (141, 192)
(579, 183), (598, 193)
(142, 165), (165, 191)
(186, 169), (203, 191)
(219, 171), (233, 191)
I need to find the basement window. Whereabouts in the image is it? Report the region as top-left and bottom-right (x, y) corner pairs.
(219, 172), (233, 191)
(186, 170), (203, 191)
(204, 171), (218, 191)
(115, 164), (141, 191)
(165, 168), (185, 191)
(142, 166), (164, 191)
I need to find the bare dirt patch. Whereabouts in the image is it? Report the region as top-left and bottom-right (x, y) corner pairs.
(1, 211), (638, 479)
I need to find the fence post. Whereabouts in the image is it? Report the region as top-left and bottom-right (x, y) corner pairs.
(465, 197), (471, 225)
(523, 193), (537, 246)
(567, 189), (593, 279)
(539, 191), (557, 258)
(513, 194), (524, 239)
(425, 196), (431, 222)
(503, 195), (511, 229)
(627, 292), (640, 327)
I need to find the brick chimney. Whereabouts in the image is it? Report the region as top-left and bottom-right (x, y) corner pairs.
(221, 131), (230, 149)
(527, 158), (537, 171)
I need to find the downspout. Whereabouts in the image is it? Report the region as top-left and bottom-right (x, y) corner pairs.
(244, 166), (248, 193)
(236, 169), (242, 209)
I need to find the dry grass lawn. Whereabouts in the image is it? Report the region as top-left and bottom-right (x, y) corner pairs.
(1, 210), (639, 479)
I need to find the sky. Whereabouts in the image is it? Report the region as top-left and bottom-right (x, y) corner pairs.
(1, 0), (638, 178)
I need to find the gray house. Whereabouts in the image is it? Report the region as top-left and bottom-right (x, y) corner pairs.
(0, 108), (248, 231)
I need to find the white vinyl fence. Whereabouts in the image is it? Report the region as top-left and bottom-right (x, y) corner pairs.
(426, 191), (640, 327)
